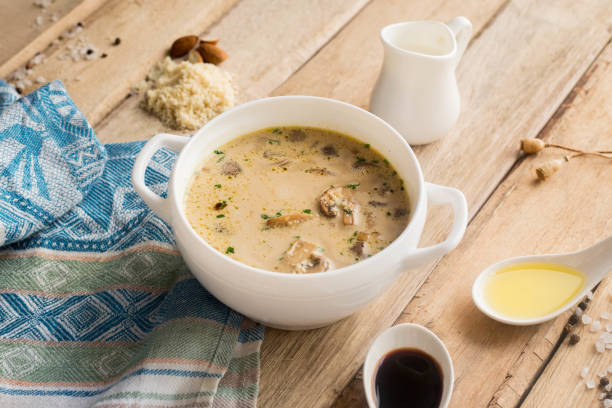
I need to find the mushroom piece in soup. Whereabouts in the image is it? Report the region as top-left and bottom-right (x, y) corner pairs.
(184, 126), (410, 273)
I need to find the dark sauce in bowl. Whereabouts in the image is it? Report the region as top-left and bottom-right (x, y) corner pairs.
(374, 347), (443, 408)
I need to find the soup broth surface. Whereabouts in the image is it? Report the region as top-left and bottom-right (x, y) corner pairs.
(184, 126), (411, 273)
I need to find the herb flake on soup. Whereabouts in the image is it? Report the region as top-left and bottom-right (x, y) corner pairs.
(184, 127), (410, 273)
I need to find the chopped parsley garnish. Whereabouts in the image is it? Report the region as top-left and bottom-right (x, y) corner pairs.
(348, 231), (358, 243)
(275, 212), (282, 217)
(364, 143), (370, 148)
(386, 211), (391, 216)
(343, 209), (353, 215)
(214, 150), (224, 154)
(346, 183), (360, 190)
(303, 209), (312, 214)
(383, 159), (390, 166)
(268, 139), (281, 145)
(214, 184), (222, 188)
(356, 156), (366, 162)
(271, 128), (282, 134)
(225, 247), (234, 254)
(216, 214), (225, 218)
(261, 214), (270, 220)
(217, 155), (226, 163)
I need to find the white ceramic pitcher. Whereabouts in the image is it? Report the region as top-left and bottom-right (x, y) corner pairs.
(370, 17), (472, 145)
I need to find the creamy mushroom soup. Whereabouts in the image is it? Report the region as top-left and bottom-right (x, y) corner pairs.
(184, 127), (411, 273)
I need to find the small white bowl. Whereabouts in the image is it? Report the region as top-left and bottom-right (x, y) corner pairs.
(363, 323), (454, 408)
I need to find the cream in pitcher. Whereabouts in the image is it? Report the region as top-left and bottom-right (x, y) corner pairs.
(370, 17), (472, 145)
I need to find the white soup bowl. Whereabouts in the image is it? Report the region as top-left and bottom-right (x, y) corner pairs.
(132, 96), (467, 330)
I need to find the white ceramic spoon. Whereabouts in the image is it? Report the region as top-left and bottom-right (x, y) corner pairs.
(363, 323), (454, 408)
(472, 235), (612, 325)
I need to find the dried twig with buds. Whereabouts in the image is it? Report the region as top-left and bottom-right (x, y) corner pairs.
(520, 138), (611, 181)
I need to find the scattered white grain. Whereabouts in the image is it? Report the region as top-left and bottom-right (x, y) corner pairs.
(599, 371), (608, 378)
(25, 69), (33, 77)
(576, 308), (583, 317)
(583, 314), (593, 324)
(602, 312), (611, 320)
(596, 341), (606, 353)
(50, 14), (58, 22)
(600, 392), (607, 400)
(587, 291), (594, 300)
(84, 45), (98, 60)
(63, 25), (83, 38)
(608, 365), (612, 374)
(31, 54), (44, 65)
(601, 333), (612, 343)
(15, 80), (25, 90)
(12, 69), (26, 80)
(606, 344), (612, 349)
(605, 399), (612, 408)
(35, 16), (43, 27)
(34, 0), (52, 7)
(22, 79), (32, 87)
(607, 383), (612, 392)
(591, 320), (602, 332)
(581, 367), (589, 378)
(586, 379), (595, 389)
(35, 76), (46, 84)
(606, 322), (612, 332)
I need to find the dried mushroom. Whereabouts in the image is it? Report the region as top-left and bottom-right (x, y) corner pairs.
(322, 144), (339, 156)
(305, 167), (334, 176)
(266, 213), (314, 228)
(350, 241), (369, 258)
(221, 160), (242, 176)
(319, 186), (360, 225)
(284, 240), (333, 274)
(288, 129), (307, 142)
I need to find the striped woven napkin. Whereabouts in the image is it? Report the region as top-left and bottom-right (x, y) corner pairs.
(0, 80), (263, 408)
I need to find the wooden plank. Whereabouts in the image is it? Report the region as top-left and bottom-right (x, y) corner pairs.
(0, 0), (106, 76)
(510, 44), (612, 408)
(260, 0), (612, 406)
(94, 0), (371, 143)
(336, 36), (612, 408)
(1, 0), (241, 126)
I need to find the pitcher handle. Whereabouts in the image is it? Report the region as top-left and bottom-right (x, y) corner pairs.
(448, 16), (472, 67)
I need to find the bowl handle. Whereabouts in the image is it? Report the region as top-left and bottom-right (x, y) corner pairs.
(403, 182), (468, 270)
(131, 133), (189, 223)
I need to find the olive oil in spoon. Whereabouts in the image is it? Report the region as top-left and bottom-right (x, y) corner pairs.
(473, 235), (612, 325)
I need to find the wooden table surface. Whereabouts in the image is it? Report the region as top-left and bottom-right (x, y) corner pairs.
(2, 0), (611, 406)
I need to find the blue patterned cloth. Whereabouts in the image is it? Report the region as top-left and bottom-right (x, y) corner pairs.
(0, 80), (106, 247)
(0, 80), (263, 407)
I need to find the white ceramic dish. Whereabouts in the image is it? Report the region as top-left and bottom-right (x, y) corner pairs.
(132, 96), (468, 330)
(370, 17), (472, 145)
(363, 323), (454, 408)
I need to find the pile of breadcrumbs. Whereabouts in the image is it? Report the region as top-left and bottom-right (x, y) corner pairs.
(142, 57), (234, 130)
